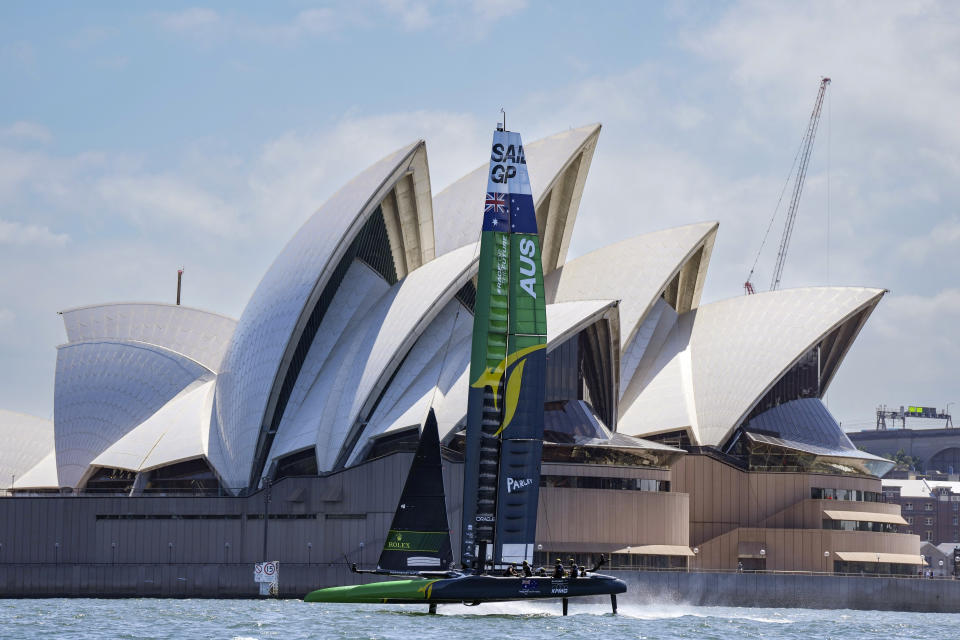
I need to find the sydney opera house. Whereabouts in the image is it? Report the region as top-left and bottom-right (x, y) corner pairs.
(0, 124), (922, 595)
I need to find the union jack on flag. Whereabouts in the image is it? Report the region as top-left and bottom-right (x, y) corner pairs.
(484, 192), (507, 214)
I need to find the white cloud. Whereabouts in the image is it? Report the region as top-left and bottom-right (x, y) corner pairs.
(155, 7), (221, 34)
(96, 175), (239, 236)
(152, 1), (525, 43)
(0, 121), (52, 143)
(0, 219), (69, 247)
(152, 6), (357, 43)
(378, 0), (435, 30)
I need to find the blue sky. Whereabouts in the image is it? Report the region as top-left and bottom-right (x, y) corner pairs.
(1, 1), (958, 431)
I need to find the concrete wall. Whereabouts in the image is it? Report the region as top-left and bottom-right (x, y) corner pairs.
(610, 570), (960, 613)
(0, 452), (689, 596)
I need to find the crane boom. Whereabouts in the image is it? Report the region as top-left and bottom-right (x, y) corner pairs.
(769, 77), (830, 291)
(744, 77), (831, 295)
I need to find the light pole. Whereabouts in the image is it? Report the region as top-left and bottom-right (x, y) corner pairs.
(168, 542), (174, 564)
(939, 559), (944, 577)
(823, 550), (830, 573)
(224, 541), (231, 564)
(691, 547), (699, 573)
(111, 541), (117, 564)
(261, 477), (272, 561)
(307, 542), (312, 565)
(54, 542), (60, 564)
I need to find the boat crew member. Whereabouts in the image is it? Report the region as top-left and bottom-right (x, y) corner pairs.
(553, 559), (565, 578)
(568, 558), (578, 580)
(589, 554), (607, 572)
(521, 560), (533, 577)
(504, 563), (519, 577)
(579, 566), (586, 577)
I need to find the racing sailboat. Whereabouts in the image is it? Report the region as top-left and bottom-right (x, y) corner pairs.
(304, 123), (626, 614)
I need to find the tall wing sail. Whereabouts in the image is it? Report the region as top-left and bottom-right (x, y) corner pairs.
(461, 129), (547, 570)
(377, 409), (452, 573)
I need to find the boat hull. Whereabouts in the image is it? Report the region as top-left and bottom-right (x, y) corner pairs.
(304, 573), (626, 604)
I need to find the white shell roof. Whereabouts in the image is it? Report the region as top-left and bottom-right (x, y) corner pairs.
(342, 297), (623, 451)
(12, 450), (58, 490)
(10, 123), (894, 491)
(265, 243), (478, 471)
(433, 124), (601, 273)
(54, 339), (213, 488)
(90, 378), (217, 474)
(618, 287), (885, 447)
(0, 410), (54, 489)
(213, 141), (432, 489)
(545, 221), (717, 351)
(60, 303), (237, 373)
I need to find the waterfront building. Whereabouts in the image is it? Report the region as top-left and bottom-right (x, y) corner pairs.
(881, 479), (960, 545)
(0, 124), (920, 595)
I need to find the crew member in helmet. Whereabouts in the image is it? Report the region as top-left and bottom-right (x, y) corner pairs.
(553, 558), (565, 578)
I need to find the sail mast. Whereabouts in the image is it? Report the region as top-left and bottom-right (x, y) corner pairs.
(461, 123), (547, 571)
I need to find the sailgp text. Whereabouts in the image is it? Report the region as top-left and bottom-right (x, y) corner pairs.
(490, 143), (526, 184)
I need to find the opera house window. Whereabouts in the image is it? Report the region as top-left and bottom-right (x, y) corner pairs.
(811, 488), (882, 502)
(539, 475), (670, 492)
(822, 519), (898, 533)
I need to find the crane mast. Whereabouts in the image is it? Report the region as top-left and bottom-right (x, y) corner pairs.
(745, 77), (830, 294)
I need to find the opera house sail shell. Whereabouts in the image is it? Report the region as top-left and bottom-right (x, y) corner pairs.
(0, 121), (916, 581)
(1, 122), (889, 491)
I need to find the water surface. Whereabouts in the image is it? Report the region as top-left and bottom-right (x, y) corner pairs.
(0, 598), (954, 639)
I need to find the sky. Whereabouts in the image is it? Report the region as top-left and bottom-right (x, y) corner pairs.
(1, 0), (957, 432)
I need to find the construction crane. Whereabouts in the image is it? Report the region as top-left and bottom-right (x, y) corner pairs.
(745, 77), (831, 295)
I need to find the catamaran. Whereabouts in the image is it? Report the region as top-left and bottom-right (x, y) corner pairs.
(303, 123), (627, 614)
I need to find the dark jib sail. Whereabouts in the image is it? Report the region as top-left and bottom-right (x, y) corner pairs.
(377, 409), (452, 573)
(461, 127), (547, 571)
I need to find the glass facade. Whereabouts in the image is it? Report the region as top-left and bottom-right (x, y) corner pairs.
(812, 487), (883, 502)
(85, 467), (136, 493)
(361, 427), (420, 462)
(144, 459), (221, 495)
(544, 321), (615, 429)
(822, 519), (898, 533)
(745, 346), (821, 422)
(540, 475), (669, 492)
(275, 447), (319, 480)
(728, 436), (888, 476)
(833, 561), (918, 576)
(532, 551), (686, 571)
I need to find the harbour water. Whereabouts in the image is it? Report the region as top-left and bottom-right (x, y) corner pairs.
(0, 598), (956, 640)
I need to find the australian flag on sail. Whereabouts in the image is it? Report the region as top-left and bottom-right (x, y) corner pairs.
(484, 192), (508, 229)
